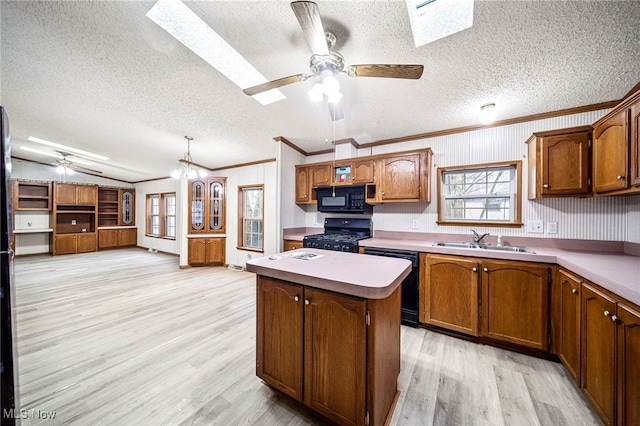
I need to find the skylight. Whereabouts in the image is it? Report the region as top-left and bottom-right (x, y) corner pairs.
(146, 0), (286, 105)
(406, 0), (474, 47)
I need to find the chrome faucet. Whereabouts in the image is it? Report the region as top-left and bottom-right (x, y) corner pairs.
(472, 230), (489, 244)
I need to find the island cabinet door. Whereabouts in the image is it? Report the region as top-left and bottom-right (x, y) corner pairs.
(256, 277), (303, 401)
(304, 288), (366, 426)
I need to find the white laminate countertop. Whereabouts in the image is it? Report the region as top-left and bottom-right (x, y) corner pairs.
(360, 238), (640, 307)
(245, 248), (411, 300)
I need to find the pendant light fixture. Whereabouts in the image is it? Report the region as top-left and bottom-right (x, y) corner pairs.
(171, 136), (208, 179)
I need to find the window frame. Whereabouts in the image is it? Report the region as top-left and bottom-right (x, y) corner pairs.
(436, 160), (523, 227)
(237, 184), (264, 253)
(145, 192), (177, 239)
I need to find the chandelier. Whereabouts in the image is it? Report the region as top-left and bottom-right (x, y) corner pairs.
(171, 136), (208, 179)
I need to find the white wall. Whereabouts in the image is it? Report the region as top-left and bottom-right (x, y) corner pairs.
(134, 177), (182, 255)
(277, 141), (307, 232)
(297, 109), (638, 243)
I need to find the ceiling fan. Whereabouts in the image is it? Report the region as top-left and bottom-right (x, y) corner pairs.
(53, 152), (103, 175)
(243, 1), (424, 119)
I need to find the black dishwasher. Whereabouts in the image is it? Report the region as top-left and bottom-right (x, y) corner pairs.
(363, 247), (419, 327)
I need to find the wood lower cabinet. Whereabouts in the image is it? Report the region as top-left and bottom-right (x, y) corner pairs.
(54, 233), (97, 255)
(256, 275), (400, 426)
(188, 237), (225, 266)
(98, 228), (137, 249)
(581, 283), (640, 426)
(557, 269), (582, 385)
(481, 260), (550, 350)
(282, 239), (302, 251)
(422, 254), (479, 336)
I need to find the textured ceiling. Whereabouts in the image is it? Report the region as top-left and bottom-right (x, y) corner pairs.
(1, 0), (639, 182)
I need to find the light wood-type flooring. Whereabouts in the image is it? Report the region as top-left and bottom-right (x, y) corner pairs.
(12, 249), (600, 425)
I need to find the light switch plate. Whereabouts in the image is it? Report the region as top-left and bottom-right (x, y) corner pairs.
(547, 221), (558, 234)
(527, 220), (543, 233)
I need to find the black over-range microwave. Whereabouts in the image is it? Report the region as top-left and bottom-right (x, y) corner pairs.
(315, 185), (373, 214)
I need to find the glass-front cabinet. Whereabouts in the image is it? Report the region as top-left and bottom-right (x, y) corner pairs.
(121, 190), (134, 225)
(188, 177), (226, 234)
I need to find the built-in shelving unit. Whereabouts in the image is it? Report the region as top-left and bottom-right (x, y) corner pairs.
(13, 180), (52, 211)
(98, 187), (120, 227)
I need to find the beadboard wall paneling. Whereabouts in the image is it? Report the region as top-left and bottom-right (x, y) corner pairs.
(135, 178), (182, 255)
(627, 195), (640, 243)
(303, 109), (637, 242)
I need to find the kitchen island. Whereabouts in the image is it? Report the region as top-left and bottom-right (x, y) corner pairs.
(246, 248), (411, 426)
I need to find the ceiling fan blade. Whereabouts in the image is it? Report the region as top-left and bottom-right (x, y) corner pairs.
(243, 74), (310, 96)
(291, 1), (329, 56)
(346, 64), (424, 79)
(329, 101), (343, 121)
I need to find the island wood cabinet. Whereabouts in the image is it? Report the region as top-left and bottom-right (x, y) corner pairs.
(188, 237), (225, 266)
(581, 283), (640, 426)
(421, 254), (479, 336)
(282, 239), (302, 251)
(188, 177), (226, 234)
(526, 126), (591, 199)
(98, 228), (137, 249)
(256, 275), (400, 426)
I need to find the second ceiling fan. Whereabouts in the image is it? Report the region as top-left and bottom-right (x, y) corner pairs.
(243, 1), (424, 120)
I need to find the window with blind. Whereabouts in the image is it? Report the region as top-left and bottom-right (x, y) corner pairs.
(238, 185), (264, 252)
(146, 192), (176, 239)
(437, 161), (522, 227)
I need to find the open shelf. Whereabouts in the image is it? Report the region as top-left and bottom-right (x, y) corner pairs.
(14, 180), (52, 210)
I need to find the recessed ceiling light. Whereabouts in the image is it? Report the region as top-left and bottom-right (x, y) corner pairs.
(19, 146), (93, 165)
(479, 103), (497, 124)
(27, 137), (109, 161)
(146, 0), (285, 105)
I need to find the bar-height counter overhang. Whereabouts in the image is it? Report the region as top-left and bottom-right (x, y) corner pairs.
(246, 249), (411, 426)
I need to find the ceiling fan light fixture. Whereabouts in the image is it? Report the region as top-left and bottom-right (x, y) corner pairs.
(327, 90), (343, 104)
(309, 82), (324, 102)
(479, 103), (497, 124)
(323, 75), (340, 97)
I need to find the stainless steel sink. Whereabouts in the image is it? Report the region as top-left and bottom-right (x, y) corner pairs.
(433, 242), (535, 254)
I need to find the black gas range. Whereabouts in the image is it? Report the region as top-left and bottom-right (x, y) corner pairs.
(302, 218), (372, 253)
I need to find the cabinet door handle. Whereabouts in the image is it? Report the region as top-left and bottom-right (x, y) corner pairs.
(382, 191), (385, 196)
(304, 299), (310, 305)
(294, 296), (299, 302)
(483, 267), (488, 272)
(543, 184), (549, 188)
(472, 267), (477, 272)
(611, 315), (619, 322)
(604, 310), (611, 317)
(572, 288), (578, 294)
(617, 175), (625, 180)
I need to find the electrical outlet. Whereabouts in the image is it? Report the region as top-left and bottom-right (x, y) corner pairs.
(313, 215), (318, 225)
(527, 220), (543, 233)
(412, 219), (419, 229)
(71, 219), (77, 225)
(547, 221), (558, 234)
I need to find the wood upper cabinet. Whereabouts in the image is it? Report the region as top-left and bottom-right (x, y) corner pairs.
(581, 283), (617, 425)
(481, 260), (549, 350)
(422, 254), (480, 336)
(295, 166), (311, 203)
(526, 126), (591, 199)
(188, 178), (226, 234)
(352, 159), (374, 183)
(581, 282), (640, 426)
(188, 238), (225, 266)
(310, 164), (331, 187)
(55, 183), (97, 205)
(630, 95), (640, 186)
(593, 109), (629, 194)
(256, 277), (304, 401)
(304, 287), (367, 426)
(256, 275), (400, 426)
(378, 154), (421, 200)
(557, 269), (582, 385)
